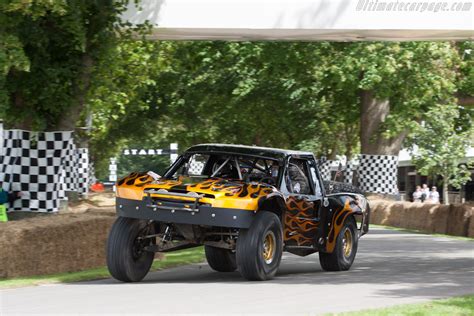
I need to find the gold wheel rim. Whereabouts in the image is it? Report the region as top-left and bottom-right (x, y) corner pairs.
(263, 231), (276, 264)
(342, 228), (353, 257)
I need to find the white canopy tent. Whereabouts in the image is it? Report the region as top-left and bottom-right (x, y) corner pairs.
(122, 0), (473, 41)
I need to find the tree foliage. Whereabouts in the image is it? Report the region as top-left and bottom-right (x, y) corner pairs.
(88, 40), (472, 176)
(0, 0), (148, 130)
(407, 103), (473, 204)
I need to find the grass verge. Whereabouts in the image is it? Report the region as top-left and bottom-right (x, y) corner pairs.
(369, 224), (474, 241)
(332, 295), (474, 316)
(0, 247), (205, 289)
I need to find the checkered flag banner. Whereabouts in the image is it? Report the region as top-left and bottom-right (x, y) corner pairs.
(344, 161), (354, 185)
(188, 159), (205, 175)
(318, 160), (332, 181)
(0, 130), (72, 212)
(358, 154), (398, 194)
(88, 162), (97, 187)
(77, 148), (90, 196)
(0, 127), (96, 212)
(59, 139), (79, 199)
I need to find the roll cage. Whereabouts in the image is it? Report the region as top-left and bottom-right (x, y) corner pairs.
(163, 151), (285, 185)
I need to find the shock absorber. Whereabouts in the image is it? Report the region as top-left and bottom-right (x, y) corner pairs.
(161, 224), (172, 243)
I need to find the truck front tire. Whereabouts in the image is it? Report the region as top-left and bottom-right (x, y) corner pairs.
(236, 212), (283, 281)
(319, 216), (358, 271)
(106, 217), (155, 282)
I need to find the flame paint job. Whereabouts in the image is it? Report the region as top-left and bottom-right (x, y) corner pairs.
(283, 196), (319, 247)
(116, 173), (276, 210)
(325, 194), (366, 252)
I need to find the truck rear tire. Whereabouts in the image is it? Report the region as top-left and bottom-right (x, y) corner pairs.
(319, 216), (358, 271)
(205, 246), (237, 272)
(107, 217), (155, 282)
(236, 212), (283, 281)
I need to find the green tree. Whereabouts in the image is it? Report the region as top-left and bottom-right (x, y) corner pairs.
(0, 0), (148, 131)
(88, 41), (471, 176)
(407, 104), (473, 204)
(321, 42), (461, 156)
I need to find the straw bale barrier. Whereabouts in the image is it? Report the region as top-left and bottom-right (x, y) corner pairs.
(1, 199), (472, 279)
(369, 200), (473, 237)
(0, 212), (115, 278)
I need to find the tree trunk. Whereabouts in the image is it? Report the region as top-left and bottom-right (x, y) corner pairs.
(442, 177), (449, 205)
(12, 92), (33, 130)
(56, 53), (94, 136)
(344, 124), (357, 160)
(253, 134), (262, 146)
(6, 70), (33, 130)
(456, 94), (474, 107)
(328, 141), (338, 160)
(360, 90), (407, 155)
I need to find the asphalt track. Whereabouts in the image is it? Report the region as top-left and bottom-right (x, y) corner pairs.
(2, 227), (474, 315)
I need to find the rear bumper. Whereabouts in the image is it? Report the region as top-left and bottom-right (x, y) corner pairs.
(116, 197), (255, 228)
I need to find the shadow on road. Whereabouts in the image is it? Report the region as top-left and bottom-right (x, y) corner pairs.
(78, 228), (474, 300)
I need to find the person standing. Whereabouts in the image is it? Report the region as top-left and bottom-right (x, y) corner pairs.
(429, 186), (440, 204)
(421, 184), (430, 202)
(413, 185), (422, 202)
(0, 186), (10, 222)
(0, 184), (21, 221)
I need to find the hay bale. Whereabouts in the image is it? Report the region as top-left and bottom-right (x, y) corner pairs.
(446, 204), (472, 237)
(468, 210), (474, 238)
(385, 202), (406, 227)
(400, 202), (449, 234)
(428, 204), (450, 234)
(0, 213), (116, 278)
(366, 199), (472, 237)
(368, 200), (389, 225)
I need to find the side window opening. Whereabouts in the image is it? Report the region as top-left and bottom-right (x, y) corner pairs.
(310, 166), (323, 197)
(286, 158), (313, 195)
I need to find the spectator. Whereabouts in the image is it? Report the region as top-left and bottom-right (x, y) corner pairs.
(413, 185), (422, 202)
(421, 184), (429, 202)
(429, 186), (440, 204)
(0, 187), (7, 205)
(0, 185), (21, 206)
(0, 185), (21, 221)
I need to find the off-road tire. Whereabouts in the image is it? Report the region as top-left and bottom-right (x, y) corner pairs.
(205, 246), (237, 272)
(236, 212), (283, 281)
(319, 216), (358, 271)
(107, 217), (155, 282)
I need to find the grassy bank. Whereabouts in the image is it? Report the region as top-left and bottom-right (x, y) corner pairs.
(0, 247), (205, 289)
(334, 295), (474, 316)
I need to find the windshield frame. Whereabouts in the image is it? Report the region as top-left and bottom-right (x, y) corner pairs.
(162, 151), (284, 186)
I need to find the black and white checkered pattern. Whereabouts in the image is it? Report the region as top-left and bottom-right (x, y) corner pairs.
(357, 154), (398, 194)
(0, 127), (96, 212)
(344, 161), (354, 185)
(318, 160), (332, 181)
(58, 139), (79, 200)
(0, 130), (72, 212)
(188, 160), (205, 175)
(88, 162), (97, 187)
(77, 148), (89, 196)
